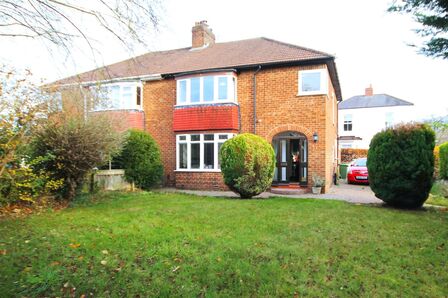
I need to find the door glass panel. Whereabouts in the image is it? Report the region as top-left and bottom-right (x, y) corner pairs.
(302, 139), (307, 162)
(274, 168), (278, 181)
(281, 140), (287, 163)
(302, 167), (307, 182)
(281, 167), (287, 181)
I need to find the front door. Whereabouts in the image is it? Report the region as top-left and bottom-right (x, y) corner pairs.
(273, 133), (308, 185)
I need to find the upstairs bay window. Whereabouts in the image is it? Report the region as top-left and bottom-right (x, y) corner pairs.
(177, 133), (234, 171)
(176, 74), (236, 105)
(298, 69), (328, 96)
(90, 82), (142, 111)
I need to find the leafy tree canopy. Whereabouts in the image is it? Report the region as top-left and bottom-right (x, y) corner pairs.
(389, 0), (448, 59)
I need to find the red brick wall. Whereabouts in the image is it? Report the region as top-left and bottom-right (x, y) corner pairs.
(90, 110), (144, 132)
(143, 65), (339, 193)
(237, 65), (337, 192)
(176, 172), (227, 190)
(143, 79), (177, 186)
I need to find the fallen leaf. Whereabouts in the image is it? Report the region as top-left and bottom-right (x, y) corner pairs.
(101, 250), (109, 255)
(78, 256), (84, 261)
(100, 260), (107, 265)
(0, 250), (6, 255)
(69, 243), (80, 249)
(50, 261), (60, 266)
(24, 240), (30, 244)
(172, 266), (180, 272)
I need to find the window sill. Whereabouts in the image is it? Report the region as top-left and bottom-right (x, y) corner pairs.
(175, 169), (222, 173)
(175, 101), (237, 107)
(297, 91), (327, 97)
(90, 107), (143, 112)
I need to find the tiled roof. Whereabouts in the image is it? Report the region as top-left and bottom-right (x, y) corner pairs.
(52, 37), (342, 100)
(338, 94), (414, 110)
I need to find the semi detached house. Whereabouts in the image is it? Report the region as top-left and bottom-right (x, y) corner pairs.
(53, 21), (342, 193)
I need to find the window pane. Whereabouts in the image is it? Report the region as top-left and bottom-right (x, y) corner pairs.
(191, 134), (200, 141)
(191, 143), (200, 169)
(136, 86), (141, 106)
(218, 77), (228, 100)
(179, 80), (187, 103)
(204, 134), (214, 141)
(218, 142), (223, 169)
(179, 143), (187, 169)
(122, 86), (132, 108)
(219, 135), (228, 140)
(203, 76), (214, 101)
(110, 86), (120, 108)
(204, 143), (214, 169)
(190, 78), (200, 103)
(179, 135), (186, 141)
(301, 72), (321, 92)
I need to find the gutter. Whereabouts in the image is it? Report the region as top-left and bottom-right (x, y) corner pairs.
(46, 74), (163, 89)
(253, 65), (262, 134)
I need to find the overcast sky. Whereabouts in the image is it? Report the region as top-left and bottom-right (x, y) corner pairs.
(1, 0), (447, 119)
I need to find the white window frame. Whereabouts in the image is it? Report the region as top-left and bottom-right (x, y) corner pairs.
(343, 114), (353, 132)
(385, 112), (394, 128)
(298, 69), (328, 96)
(176, 74), (237, 106)
(90, 82), (143, 111)
(176, 133), (235, 172)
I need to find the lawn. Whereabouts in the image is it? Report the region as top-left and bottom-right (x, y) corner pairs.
(0, 192), (447, 297)
(427, 180), (448, 207)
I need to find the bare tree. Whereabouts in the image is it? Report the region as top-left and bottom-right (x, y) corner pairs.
(0, 0), (162, 56)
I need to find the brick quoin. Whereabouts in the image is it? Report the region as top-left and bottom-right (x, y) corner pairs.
(143, 64), (339, 193)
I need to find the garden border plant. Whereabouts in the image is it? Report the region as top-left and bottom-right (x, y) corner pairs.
(367, 123), (435, 208)
(219, 133), (275, 199)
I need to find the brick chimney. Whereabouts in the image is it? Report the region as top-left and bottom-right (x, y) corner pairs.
(192, 20), (215, 48)
(365, 84), (373, 96)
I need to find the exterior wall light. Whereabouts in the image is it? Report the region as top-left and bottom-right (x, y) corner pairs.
(313, 132), (319, 142)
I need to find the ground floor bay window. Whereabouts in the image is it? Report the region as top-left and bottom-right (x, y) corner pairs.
(176, 133), (234, 171)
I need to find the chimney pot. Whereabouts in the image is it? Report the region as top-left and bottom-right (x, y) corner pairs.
(192, 20), (215, 48)
(365, 84), (373, 96)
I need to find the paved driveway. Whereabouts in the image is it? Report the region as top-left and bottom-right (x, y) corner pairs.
(162, 180), (382, 205)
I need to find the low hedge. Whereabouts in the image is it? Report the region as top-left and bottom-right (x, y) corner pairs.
(439, 142), (448, 179)
(341, 148), (368, 163)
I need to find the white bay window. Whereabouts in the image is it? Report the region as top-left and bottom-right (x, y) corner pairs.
(90, 82), (143, 111)
(176, 74), (236, 105)
(176, 133), (234, 171)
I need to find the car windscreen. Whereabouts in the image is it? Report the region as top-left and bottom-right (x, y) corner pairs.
(353, 159), (367, 167)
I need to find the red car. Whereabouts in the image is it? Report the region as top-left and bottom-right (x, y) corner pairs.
(347, 158), (369, 184)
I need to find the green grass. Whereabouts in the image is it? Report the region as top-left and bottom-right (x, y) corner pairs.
(1, 192), (447, 297)
(427, 180), (448, 207)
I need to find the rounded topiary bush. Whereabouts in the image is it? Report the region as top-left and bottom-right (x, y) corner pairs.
(219, 133), (275, 198)
(367, 123), (435, 208)
(118, 129), (163, 189)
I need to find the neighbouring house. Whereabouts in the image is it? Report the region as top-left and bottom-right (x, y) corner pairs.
(338, 85), (414, 149)
(50, 21), (342, 193)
